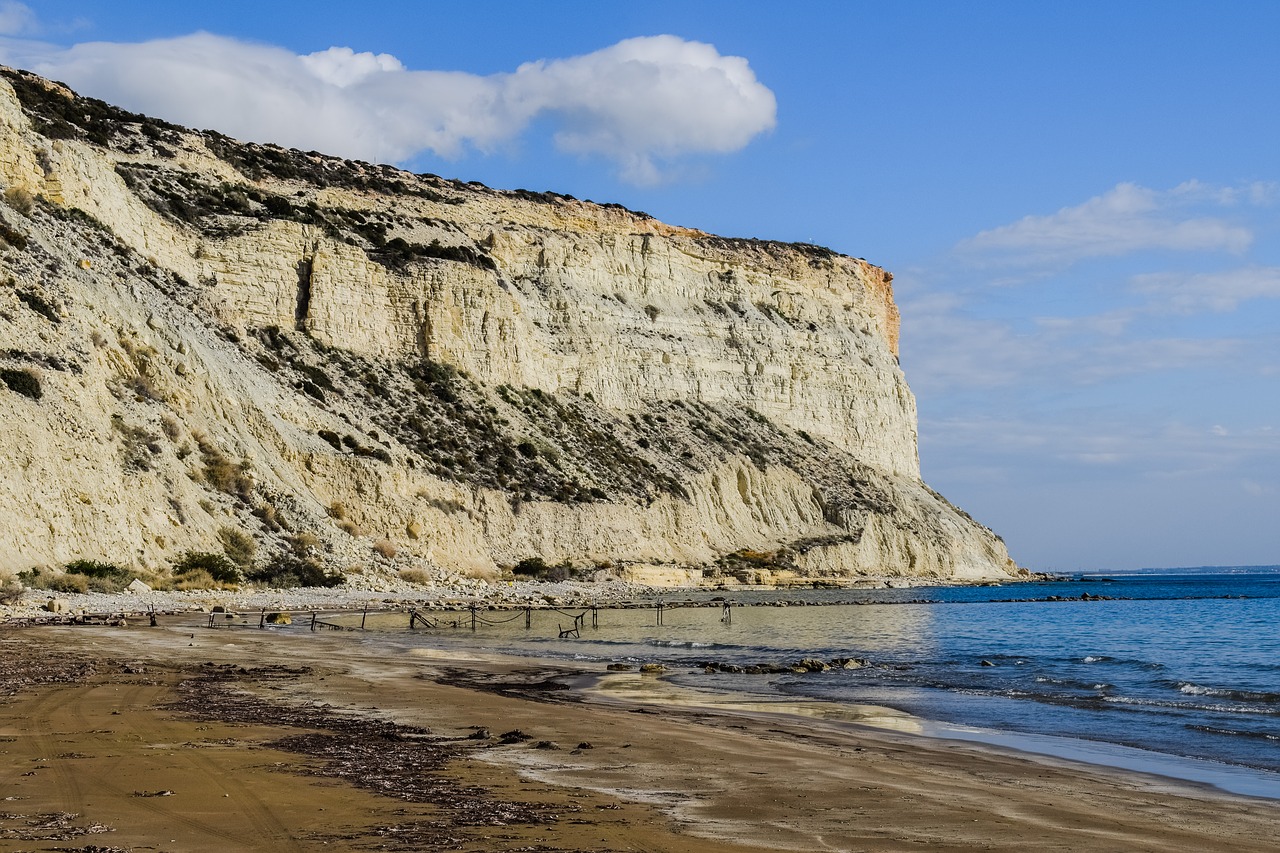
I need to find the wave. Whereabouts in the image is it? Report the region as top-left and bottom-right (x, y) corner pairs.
(1034, 676), (1115, 692)
(1103, 695), (1280, 716)
(1186, 724), (1280, 741)
(1173, 681), (1280, 704)
(1077, 655), (1163, 668)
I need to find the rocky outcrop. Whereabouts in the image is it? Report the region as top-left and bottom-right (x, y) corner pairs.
(0, 67), (1019, 584)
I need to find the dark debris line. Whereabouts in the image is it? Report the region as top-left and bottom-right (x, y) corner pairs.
(0, 643), (120, 847)
(169, 663), (580, 850)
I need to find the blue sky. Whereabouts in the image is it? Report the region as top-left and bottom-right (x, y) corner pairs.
(3, 1), (1277, 571)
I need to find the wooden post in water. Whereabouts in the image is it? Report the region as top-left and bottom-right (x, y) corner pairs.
(310, 612), (318, 632)
(361, 605), (369, 631)
(656, 601), (664, 626)
(524, 607), (532, 629)
(470, 604), (477, 631)
(591, 605), (599, 629)
(721, 601), (732, 624)
(258, 608), (266, 629)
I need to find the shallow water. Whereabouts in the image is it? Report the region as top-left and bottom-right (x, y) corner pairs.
(335, 567), (1280, 794)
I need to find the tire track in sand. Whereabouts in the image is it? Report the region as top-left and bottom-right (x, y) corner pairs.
(22, 676), (307, 851)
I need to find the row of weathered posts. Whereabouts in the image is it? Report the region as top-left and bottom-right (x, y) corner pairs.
(203, 599), (734, 637)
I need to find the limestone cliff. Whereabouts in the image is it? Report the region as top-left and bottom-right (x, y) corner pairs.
(0, 67), (1020, 585)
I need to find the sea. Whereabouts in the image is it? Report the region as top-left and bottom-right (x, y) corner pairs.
(344, 566), (1280, 799)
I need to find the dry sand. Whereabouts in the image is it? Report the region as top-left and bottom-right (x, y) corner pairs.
(2, 622), (1278, 852)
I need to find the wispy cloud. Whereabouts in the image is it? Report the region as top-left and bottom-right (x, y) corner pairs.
(957, 181), (1267, 266)
(922, 415), (1280, 481)
(901, 286), (1246, 392)
(1131, 266), (1280, 314)
(0, 29), (776, 184)
(0, 1), (35, 36)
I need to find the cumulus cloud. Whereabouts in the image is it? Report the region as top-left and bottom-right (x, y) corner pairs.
(958, 181), (1261, 265)
(0, 31), (775, 183)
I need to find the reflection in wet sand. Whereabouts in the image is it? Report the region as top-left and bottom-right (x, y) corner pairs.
(589, 669), (926, 734)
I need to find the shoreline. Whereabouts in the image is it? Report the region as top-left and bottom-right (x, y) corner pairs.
(587, 668), (1280, 801)
(3, 622), (1280, 851)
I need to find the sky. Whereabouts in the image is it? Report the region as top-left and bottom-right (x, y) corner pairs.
(2, 1), (1277, 571)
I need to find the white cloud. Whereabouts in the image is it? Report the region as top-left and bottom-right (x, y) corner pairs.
(507, 36), (777, 184)
(0, 1), (35, 36)
(958, 181), (1257, 265)
(298, 46), (404, 88)
(922, 415), (1280, 484)
(901, 283), (1246, 393)
(0, 31), (776, 183)
(1242, 480), (1276, 496)
(1130, 266), (1280, 314)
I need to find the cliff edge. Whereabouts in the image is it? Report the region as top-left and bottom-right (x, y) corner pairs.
(0, 67), (1020, 586)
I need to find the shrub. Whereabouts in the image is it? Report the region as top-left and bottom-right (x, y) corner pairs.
(49, 572), (90, 593)
(18, 567), (90, 594)
(61, 558), (132, 591)
(196, 435), (253, 499)
(399, 568), (431, 585)
(287, 532), (320, 555)
(160, 413), (182, 441)
(372, 539), (398, 559)
(173, 570), (218, 591)
(3, 186), (35, 215)
(252, 502), (283, 532)
(0, 368), (41, 400)
(246, 554), (344, 588)
(65, 559), (130, 579)
(172, 550), (241, 584)
(0, 578), (24, 604)
(113, 419), (162, 471)
(217, 526), (256, 568)
(512, 556), (551, 577)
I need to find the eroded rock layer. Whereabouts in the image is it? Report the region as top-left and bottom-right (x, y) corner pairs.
(0, 67), (1019, 584)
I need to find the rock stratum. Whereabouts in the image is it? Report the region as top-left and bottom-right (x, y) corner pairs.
(0, 67), (1020, 587)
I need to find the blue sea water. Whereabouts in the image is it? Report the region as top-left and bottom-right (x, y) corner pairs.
(352, 566), (1280, 795)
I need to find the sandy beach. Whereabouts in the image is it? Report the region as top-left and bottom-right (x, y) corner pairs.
(3, 621), (1279, 853)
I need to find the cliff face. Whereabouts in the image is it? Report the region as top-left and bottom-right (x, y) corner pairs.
(0, 68), (1019, 584)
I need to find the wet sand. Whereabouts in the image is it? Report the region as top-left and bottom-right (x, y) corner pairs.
(3, 623), (1279, 852)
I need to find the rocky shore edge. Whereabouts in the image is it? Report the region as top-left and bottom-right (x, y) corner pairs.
(1, 571), (1061, 624)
